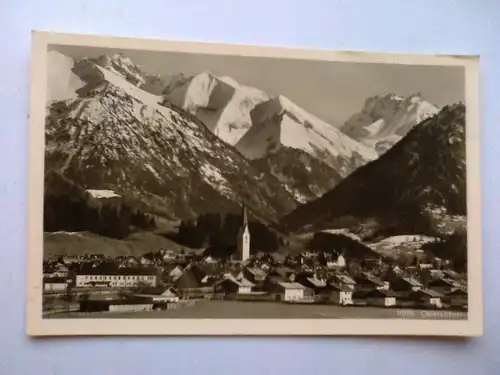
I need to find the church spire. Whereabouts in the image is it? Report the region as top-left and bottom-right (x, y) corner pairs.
(241, 204), (248, 229)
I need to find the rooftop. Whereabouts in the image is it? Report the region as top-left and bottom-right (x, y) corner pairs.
(278, 282), (307, 290)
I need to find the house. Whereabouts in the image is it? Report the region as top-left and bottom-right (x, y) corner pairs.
(300, 276), (328, 295)
(74, 267), (158, 288)
(390, 277), (422, 293)
(428, 277), (460, 295)
(300, 264), (313, 272)
(354, 273), (385, 292)
(332, 273), (357, 291)
(392, 266), (403, 274)
(446, 288), (468, 308)
(162, 250), (178, 262)
(418, 263), (434, 270)
(270, 281), (313, 302)
(215, 273), (255, 295)
(140, 254), (155, 266)
(411, 288), (444, 309)
(62, 256), (80, 265)
(365, 289), (398, 307)
(259, 262), (272, 272)
(175, 265), (212, 299)
(335, 254), (346, 268)
(44, 261), (69, 278)
(243, 267), (268, 284)
(202, 255), (218, 265)
(429, 269), (445, 279)
(43, 277), (68, 293)
(168, 265), (184, 282)
(130, 286), (180, 303)
(320, 282), (354, 305)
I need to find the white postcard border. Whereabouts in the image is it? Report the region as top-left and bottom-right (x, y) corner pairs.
(26, 31), (483, 337)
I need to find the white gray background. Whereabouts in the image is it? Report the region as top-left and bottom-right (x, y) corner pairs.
(1, 1), (498, 374)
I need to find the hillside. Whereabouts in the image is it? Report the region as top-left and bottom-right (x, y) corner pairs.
(280, 103), (467, 239)
(45, 52), (297, 226)
(250, 148), (342, 203)
(44, 171), (156, 239)
(233, 95), (376, 202)
(43, 231), (190, 259)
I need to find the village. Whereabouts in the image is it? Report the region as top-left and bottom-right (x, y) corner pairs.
(42, 207), (468, 319)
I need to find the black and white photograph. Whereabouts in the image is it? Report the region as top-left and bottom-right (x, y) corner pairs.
(27, 31), (482, 336)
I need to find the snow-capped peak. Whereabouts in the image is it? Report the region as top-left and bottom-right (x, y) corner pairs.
(164, 72), (270, 145)
(342, 93), (439, 155)
(236, 95), (378, 178)
(91, 53), (147, 87)
(47, 51), (86, 103)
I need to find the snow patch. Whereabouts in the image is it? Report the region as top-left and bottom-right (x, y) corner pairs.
(320, 229), (363, 242)
(376, 235), (435, 246)
(95, 65), (163, 108)
(283, 184), (308, 204)
(199, 163), (233, 198)
(144, 164), (161, 180)
(86, 189), (121, 199)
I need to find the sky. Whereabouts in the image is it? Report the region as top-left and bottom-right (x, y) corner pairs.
(51, 44), (465, 127)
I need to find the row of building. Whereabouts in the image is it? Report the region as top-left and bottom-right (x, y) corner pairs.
(43, 257), (468, 312)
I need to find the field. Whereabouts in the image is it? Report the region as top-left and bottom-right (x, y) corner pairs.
(43, 230), (196, 259)
(48, 300), (468, 320)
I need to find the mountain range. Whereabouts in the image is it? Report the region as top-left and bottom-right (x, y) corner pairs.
(45, 50), (378, 217)
(341, 93), (439, 155)
(45, 49), (465, 249)
(280, 103), (466, 240)
(45, 51), (297, 225)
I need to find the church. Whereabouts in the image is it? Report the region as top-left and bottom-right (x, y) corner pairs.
(235, 204), (250, 262)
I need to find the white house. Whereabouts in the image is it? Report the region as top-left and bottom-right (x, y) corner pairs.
(244, 267), (268, 283)
(327, 283), (354, 305)
(412, 289), (444, 309)
(43, 277), (67, 293)
(75, 269), (157, 288)
(333, 274), (357, 291)
(162, 250), (178, 262)
(275, 282), (312, 302)
(216, 273), (255, 295)
(140, 255), (154, 266)
(336, 254), (346, 268)
(168, 265), (184, 281)
(365, 289), (398, 307)
(133, 287), (180, 303)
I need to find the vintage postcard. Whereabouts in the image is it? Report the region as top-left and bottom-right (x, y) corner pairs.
(26, 31), (482, 336)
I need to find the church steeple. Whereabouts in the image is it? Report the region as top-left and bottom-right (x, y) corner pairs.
(236, 203), (250, 262)
(241, 204), (248, 230)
